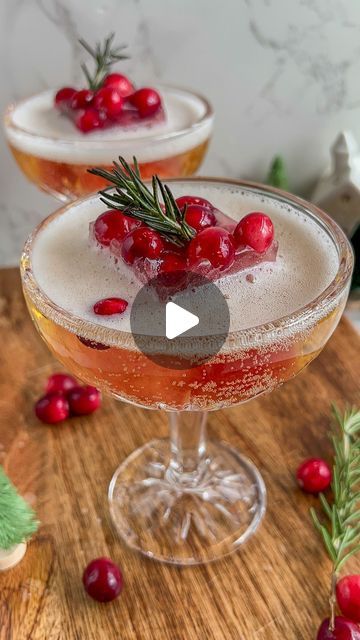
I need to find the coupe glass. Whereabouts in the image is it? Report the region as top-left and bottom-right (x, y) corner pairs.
(20, 178), (353, 565)
(5, 86), (213, 202)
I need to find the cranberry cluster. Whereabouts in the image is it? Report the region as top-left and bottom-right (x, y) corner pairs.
(92, 195), (275, 296)
(54, 74), (162, 133)
(34, 373), (101, 424)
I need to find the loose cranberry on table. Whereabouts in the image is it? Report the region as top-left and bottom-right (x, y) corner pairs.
(188, 227), (235, 270)
(296, 457), (332, 494)
(103, 73), (134, 97)
(55, 87), (77, 109)
(75, 108), (102, 133)
(68, 386), (101, 416)
(93, 297), (128, 316)
(317, 617), (360, 639)
(121, 227), (164, 264)
(35, 392), (70, 425)
(46, 373), (78, 394)
(176, 195), (214, 211)
(93, 87), (123, 119)
(83, 557), (123, 602)
(129, 88), (162, 118)
(336, 576), (360, 623)
(234, 212), (274, 253)
(184, 205), (217, 233)
(94, 209), (142, 247)
(71, 89), (94, 110)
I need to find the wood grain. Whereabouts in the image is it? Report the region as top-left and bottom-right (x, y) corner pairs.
(0, 266), (359, 640)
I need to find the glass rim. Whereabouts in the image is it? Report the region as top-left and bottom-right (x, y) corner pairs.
(21, 177), (354, 348)
(4, 84), (214, 150)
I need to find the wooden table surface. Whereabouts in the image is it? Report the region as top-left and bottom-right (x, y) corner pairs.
(1, 266), (360, 640)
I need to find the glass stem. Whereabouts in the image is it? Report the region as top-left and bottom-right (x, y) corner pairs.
(167, 411), (208, 484)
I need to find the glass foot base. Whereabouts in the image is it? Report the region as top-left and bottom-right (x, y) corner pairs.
(109, 439), (266, 565)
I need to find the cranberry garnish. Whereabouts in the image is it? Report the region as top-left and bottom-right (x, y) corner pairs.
(77, 336), (110, 351)
(337, 576), (360, 623)
(121, 227), (165, 264)
(129, 88), (162, 118)
(93, 297), (128, 316)
(68, 386), (101, 416)
(176, 195), (214, 211)
(83, 557), (123, 602)
(234, 212), (274, 253)
(54, 87), (77, 109)
(158, 252), (187, 273)
(70, 89), (94, 110)
(46, 373), (78, 394)
(75, 108), (102, 133)
(93, 87), (123, 119)
(35, 392), (70, 424)
(296, 458), (332, 494)
(184, 204), (217, 232)
(188, 227), (235, 270)
(103, 73), (134, 97)
(317, 617), (360, 639)
(94, 210), (142, 247)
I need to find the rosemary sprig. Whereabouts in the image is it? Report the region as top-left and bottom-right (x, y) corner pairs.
(88, 157), (196, 246)
(79, 33), (129, 91)
(311, 406), (360, 631)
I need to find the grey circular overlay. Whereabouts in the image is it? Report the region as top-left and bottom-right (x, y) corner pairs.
(130, 271), (230, 370)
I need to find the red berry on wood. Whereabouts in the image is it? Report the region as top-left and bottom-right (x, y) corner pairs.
(35, 392), (70, 424)
(317, 616), (360, 639)
(337, 576), (360, 624)
(296, 457), (332, 494)
(83, 557), (123, 602)
(46, 373), (78, 394)
(234, 212), (274, 253)
(67, 386), (101, 416)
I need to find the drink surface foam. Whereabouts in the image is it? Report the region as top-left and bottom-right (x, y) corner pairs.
(30, 182), (339, 338)
(7, 88), (211, 164)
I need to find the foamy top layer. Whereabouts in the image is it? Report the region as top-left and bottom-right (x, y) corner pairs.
(29, 181), (340, 340)
(5, 87), (213, 164)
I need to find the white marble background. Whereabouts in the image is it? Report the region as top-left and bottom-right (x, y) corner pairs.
(2, 0), (360, 266)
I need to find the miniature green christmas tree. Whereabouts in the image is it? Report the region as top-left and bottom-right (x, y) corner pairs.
(0, 466), (38, 550)
(266, 155), (290, 191)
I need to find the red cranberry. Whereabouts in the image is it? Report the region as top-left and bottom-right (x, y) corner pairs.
(184, 204), (217, 232)
(317, 617), (360, 639)
(94, 210), (142, 246)
(103, 73), (134, 97)
(75, 108), (102, 133)
(296, 457), (332, 494)
(93, 87), (123, 119)
(83, 557), (123, 602)
(176, 195), (214, 211)
(188, 227), (235, 270)
(68, 386), (101, 416)
(158, 252), (187, 273)
(35, 392), (70, 424)
(121, 227), (164, 264)
(129, 88), (161, 118)
(77, 336), (110, 350)
(337, 576), (360, 623)
(70, 89), (94, 110)
(54, 87), (77, 109)
(234, 212), (274, 253)
(93, 297), (128, 315)
(46, 373), (78, 394)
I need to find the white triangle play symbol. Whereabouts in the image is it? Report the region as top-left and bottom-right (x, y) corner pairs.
(166, 301), (199, 340)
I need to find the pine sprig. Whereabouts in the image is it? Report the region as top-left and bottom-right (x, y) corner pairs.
(79, 33), (129, 91)
(0, 466), (38, 550)
(311, 406), (360, 630)
(88, 157), (196, 246)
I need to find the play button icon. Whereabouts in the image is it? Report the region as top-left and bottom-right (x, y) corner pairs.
(166, 302), (199, 339)
(130, 271), (230, 370)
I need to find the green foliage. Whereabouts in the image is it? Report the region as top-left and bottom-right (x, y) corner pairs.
(311, 406), (360, 572)
(266, 155), (289, 191)
(0, 466), (38, 550)
(79, 33), (129, 91)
